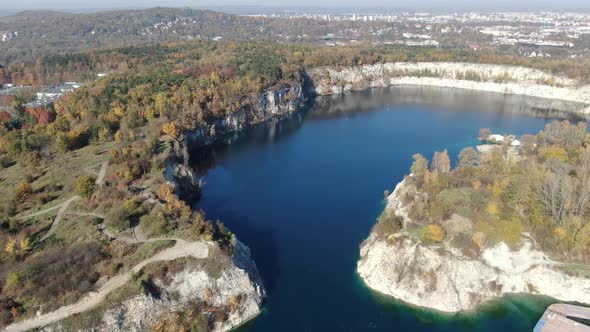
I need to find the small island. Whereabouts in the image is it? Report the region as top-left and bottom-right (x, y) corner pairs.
(358, 121), (590, 312)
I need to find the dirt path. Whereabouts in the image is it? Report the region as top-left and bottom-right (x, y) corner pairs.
(39, 196), (81, 241)
(95, 161), (108, 187)
(19, 196), (82, 241)
(20, 161), (109, 241)
(18, 196), (78, 220)
(4, 239), (209, 332)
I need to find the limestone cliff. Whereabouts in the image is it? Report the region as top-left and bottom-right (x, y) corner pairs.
(357, 178), (590, 312)
(43, 238), (264, 332)
(308, 62), (590, 115)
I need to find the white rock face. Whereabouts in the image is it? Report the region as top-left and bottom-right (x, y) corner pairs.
(95, 240), (264, 332)
(357, 179), (590, 312)
(309, 62), (590, 115)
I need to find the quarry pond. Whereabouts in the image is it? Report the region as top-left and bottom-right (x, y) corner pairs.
(192, 86), (579, 331)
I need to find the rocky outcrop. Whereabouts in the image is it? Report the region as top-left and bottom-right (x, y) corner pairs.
(308, 62), (590, 115)
(165, 162), (202, 204)
(357, 178), (590, 312)
(186, 83), (305, 141)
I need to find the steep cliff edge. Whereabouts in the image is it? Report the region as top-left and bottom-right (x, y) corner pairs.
(96, 239), (265, 332)
(31, 238), (264, 332)
(357, 178), (590, 312)
(308, 62), (590, 115)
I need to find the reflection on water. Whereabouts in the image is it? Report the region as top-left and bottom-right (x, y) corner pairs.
(308, 86), (585, 121)
(190, 85), (581, 175)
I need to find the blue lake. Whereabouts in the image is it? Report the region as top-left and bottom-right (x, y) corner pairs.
(193, 86), (577, 331)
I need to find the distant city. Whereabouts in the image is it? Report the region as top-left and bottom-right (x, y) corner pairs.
(240, 11), (590, 52)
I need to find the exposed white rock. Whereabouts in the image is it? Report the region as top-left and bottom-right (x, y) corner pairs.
(488, 134), (505, 143)
(357, 179), (590, 312)
(97, 239), (264, 332)
(308, 62), (590, 115)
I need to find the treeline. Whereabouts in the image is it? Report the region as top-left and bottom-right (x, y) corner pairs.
(5, 40), (590, 89)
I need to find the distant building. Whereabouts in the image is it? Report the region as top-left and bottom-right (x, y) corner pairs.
(36, 82), (82, 100)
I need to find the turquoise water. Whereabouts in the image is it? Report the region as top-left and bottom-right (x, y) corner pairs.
(193, 86), (576, 331)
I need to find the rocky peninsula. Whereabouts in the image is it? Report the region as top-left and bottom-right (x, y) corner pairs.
(357, 123), (590, 312)
(358, 178), (590, 312)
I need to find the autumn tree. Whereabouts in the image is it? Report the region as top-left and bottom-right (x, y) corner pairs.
(420, 224), (446, 243)
(162, 122), (181, 141)
(458, 147), (478, 167)
(16, 181), (32, 200)
(431, 150), (450, 173)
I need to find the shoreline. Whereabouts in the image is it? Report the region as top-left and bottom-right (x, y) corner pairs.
(357, 177), (590, 313)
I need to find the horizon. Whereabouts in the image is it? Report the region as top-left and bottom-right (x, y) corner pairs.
(4, 0), (590, 14)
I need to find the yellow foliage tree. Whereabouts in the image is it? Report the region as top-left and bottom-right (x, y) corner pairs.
(4, 238), (16, 254)
(421, 224), (446, 243)
(486, 201), (500, 217)
(19, 237), (31, 254)
(158, 183), (175, 203)
(114, 130), (124, 142)
(162, 122), (181, 140)
(539, 146), (568, 162)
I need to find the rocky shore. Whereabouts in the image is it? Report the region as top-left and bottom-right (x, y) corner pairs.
(357, 178), (590, 312)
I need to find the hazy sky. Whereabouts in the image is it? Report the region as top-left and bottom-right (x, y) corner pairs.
(5, 0), (590, 11)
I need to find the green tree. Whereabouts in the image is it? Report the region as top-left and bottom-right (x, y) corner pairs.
(76, 175), (96, 199)
(410, 154), (428, 177)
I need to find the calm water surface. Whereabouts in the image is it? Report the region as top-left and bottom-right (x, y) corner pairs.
(193, 86), (577, 331)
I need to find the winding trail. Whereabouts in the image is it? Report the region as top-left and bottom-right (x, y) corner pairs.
(19, 161), (109, 241)
(4, 238), (209, 332)
(5, 160), (211, 331)
(39, 196), (80, 241)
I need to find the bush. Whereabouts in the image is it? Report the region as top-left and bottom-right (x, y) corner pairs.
(105, 205), (131, 230)
(140, 210), (169, 236)
(76, 175), (96, 199)
(374, 211), (403, 238)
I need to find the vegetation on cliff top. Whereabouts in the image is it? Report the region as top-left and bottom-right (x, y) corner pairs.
(377, 121), (590, 261)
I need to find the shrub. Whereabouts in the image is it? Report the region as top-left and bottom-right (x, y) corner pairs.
(3, 242), (104, 303)
(140, 210), (169, 236)
(105, 205), (131, 230)
(76, 175), (96, 199)
(15, 181), (32, 200)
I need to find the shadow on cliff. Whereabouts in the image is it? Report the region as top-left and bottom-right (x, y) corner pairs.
(205, 204), (281, 295)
